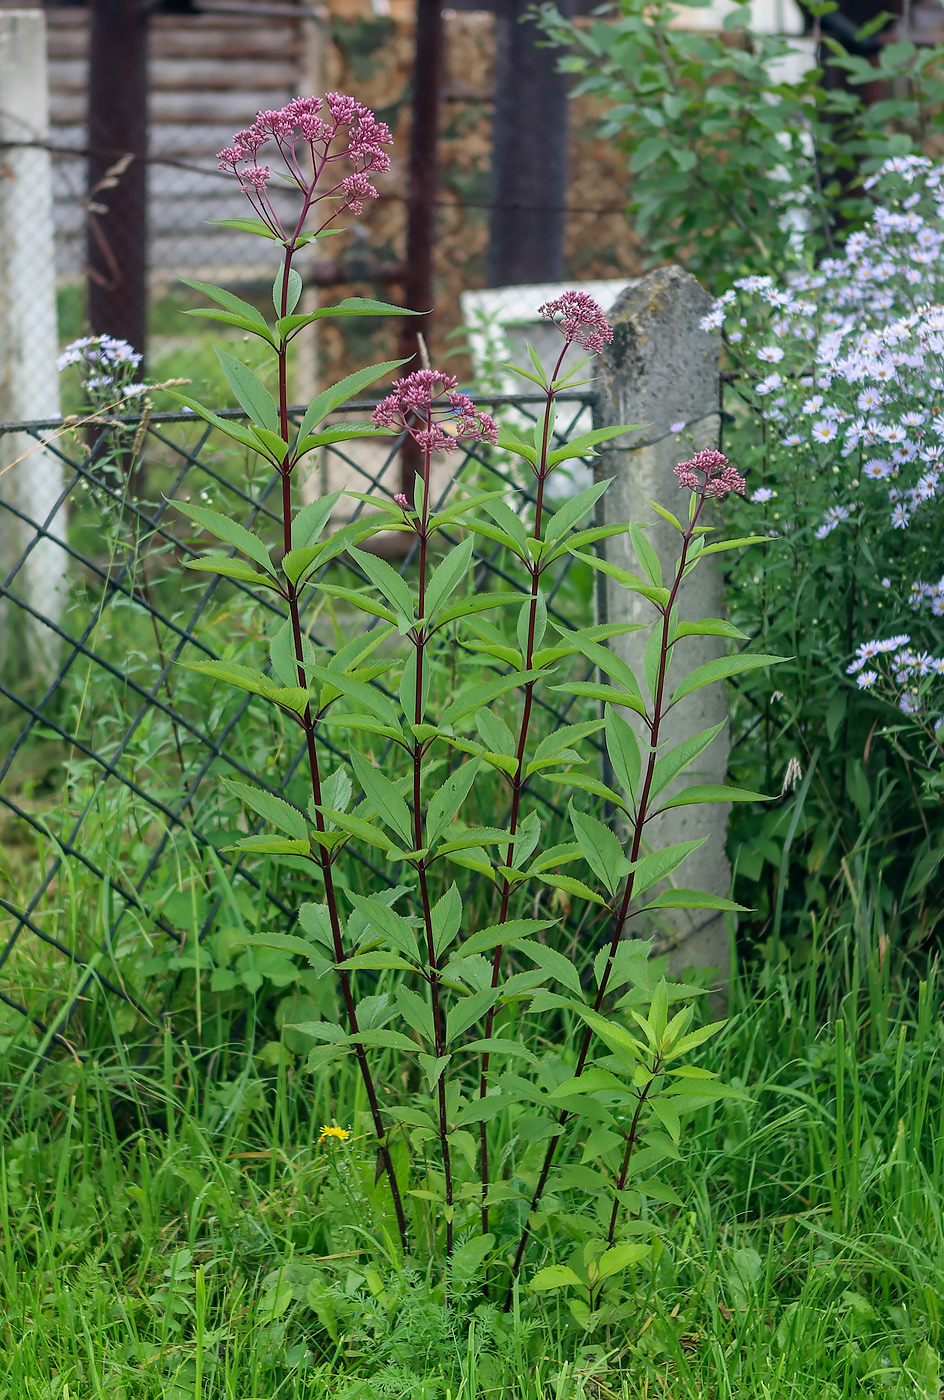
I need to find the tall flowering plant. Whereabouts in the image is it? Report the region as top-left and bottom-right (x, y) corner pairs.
(170, 94), (766, 1327)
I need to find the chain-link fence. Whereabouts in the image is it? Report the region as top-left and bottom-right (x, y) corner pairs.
(0, 391), (604, 1060)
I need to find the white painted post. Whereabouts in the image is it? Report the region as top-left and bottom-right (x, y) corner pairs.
(0, 9), (66, 679)
(594, 267), (733, 990)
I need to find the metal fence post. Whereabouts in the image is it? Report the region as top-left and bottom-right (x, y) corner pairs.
(594, 266), (733, 990)
(0, 9), (66, 681)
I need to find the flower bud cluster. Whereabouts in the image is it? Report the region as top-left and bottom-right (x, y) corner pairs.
(217, 92), (393, 234)
(372, 370), (499, 457)
(538, 291), (614, 355)
(674, 448), (746, 500)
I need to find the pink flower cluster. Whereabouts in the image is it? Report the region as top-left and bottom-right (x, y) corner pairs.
(372, 370), (499, 456)
(538, 291), (614, 355)
(674, 448), (746, 500)
(217, 93), (392, 233)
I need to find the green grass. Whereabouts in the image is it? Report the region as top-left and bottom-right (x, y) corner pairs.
(1, 932), (941, 1399)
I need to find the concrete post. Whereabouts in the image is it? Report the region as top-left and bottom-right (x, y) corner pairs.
(594, 267), (732, 987)
(0, 9), (65, 681)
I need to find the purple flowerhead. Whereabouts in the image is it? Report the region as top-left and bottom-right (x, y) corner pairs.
(538, 291), (614, 355)
(674, 448), (746, 500)
(372, 370), (499, 456)
(217, 93), (393, 236)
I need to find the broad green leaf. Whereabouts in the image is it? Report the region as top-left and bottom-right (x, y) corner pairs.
(651, 1098), (681, 1142)
(543, 478), (612, 544)
(657, 783), (770, 810)
(597, 1243), (651, 1278)
(349, 1028), (419, 1054)
(227, 835), (309, 856)
(672, 617), (750, 643)
(293, 492), (344, 549)
(446, 986), (500, 1043)
(216, 348), (279, 434)
(530, 1266), (583, 1292)
(605, 708), (641, 802)
(440, 670), (541, 728)
(449, 919), (555, 963)
(630, 840), (705, 896)
(431, 884), (463, 958)
(553, 630), (645, 706)
(671, 653), (787, 703)
(698, 535), (768, 555)
(348, 545), (416, 620)
(307, 663), (399, 726)
(517, 939), (585, 998)
(222, 779), (308, 840)
(629, 522), (662, 587)
(423, 537), (474, 620)
(566, 548), (671, 607)
(346, 892), (420, 961)
(208, 215), (280, 239)
(295, 359), (409, 442)
(427, 763), (480, 853)
(272, 263), (303, 316)
(640, 889), (747, 912)
(184, 555), (277, 588)
(174, 500), (275, 574)
(650, 722), (725, 798)
(181, 307), (276, 340)
(533, 872), (607, 906)
(350, 751), (413, 846)
(235, 931), (322, 965)
(395, 984), (435, 1045)
(550, 681), (647, 716)
(546, 426), (635, 468)
(337, 952), (415, 972)
(570, 804), (629, 896)
(482, 496), (530, 554)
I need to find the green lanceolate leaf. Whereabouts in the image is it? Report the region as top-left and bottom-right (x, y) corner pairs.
(546, 425), (637, 468)
(629, 522), (662, 587)
(208, 215), (280, 239)
(446, 986), (500, 1043)
(215, 348), (279, 434)
(670, 652), (787, 703)
(542, 478), (612, 544)
(227, 835), (310, 856)
(605, 707), (641, 802)
(307, 664), (399, 726)
(272, 264), (303, 316)
(448, 919), (556, 964)
(629, 839), (705, 896)
(656, 783), (771, 810)
(348, 545), (416, 621)
(422, 537), (474, 622)
(426, 761), (480, 849)
(440, 670), (542, 729)
(650, 722), (726, 798)
(221, 779), (308, 840)
(395, 983), (435, 1045)
(639, 889), (747, 912)
(431, 884), (462, 958)
(569, 803), (629, 896)
(174, 500), (275, 574)
(184, 555), (278, 588)
(672, 617), (750, 643)
(232, 931), (324, 965)
(555, 630), (646, 708)
(517, 939), (585, 998)
(350, 751), (414, 847)
(179, 277), (274, 339)
(295, 360), (410, 442)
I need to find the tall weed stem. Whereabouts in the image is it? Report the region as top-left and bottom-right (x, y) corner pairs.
(505, 497), (706, 1295)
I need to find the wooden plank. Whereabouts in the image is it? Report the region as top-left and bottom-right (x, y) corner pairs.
(49, 57), (300, 92)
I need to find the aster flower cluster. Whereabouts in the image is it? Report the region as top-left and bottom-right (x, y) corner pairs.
(701, 157), (944, 745)
(674, 448), (746, 500)
(538, 291), (615, 355)
(847, 633), (944, 733)
(372, 370), (499, 458)
(56, 335), (148, 405)
(217, 92), (392, 238)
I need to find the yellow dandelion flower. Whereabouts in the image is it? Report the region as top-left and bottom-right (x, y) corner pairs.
(318, 1124), (351, 1144)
